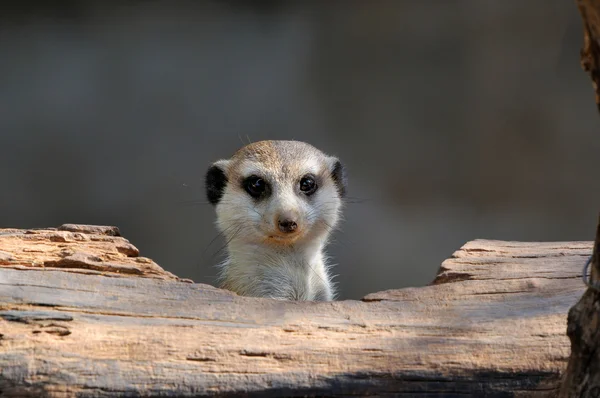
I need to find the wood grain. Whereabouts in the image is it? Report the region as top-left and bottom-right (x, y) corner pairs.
(0, 225), (591, 397)
(0, 224), (181, 281)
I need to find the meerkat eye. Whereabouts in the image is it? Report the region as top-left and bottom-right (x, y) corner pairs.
(299, 175), (317, 195)
(244, 175), (267, 198)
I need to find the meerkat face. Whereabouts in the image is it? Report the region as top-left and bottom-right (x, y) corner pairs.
(205, 140), (347, 247)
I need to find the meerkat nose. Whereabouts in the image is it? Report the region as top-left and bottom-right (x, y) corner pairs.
(278, 218), (298, 233)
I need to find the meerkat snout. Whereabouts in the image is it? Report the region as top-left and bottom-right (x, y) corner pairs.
(278, 217), (297, 233)
(274, 207), (300, 235)
(205, 140), (347, 301)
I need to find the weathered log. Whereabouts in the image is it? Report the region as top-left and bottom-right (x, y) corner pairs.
(0, 224), (590, 397)
(0, 224), (182, 281)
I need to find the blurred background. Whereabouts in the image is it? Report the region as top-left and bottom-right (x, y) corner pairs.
(0, 0), (598, 299)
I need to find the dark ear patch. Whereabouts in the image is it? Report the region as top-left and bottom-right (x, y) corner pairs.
(205, 164), (228, 205)
(331, 160), (347, 198)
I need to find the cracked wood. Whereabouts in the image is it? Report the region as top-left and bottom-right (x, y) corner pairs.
(0, 225), (591, 397)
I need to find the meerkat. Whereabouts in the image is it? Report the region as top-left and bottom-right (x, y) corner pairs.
(205, 140), (347, 301)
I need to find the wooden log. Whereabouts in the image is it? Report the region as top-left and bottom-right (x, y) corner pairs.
(0, 224), (590, 396)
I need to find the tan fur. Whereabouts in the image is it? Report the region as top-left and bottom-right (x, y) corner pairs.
(226, 141), (331, 188)
(209, 140), (344, 301)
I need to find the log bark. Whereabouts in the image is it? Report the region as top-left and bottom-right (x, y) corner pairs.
(0, 225), (590, 397)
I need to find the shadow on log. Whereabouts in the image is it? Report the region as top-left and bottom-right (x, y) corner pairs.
(0, 224), (591, 396)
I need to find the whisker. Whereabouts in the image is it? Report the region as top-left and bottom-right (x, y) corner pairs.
(178, 199), (211, 207)
(343, 196), (373, 205)
(212, 224), (246, 259)
(200, 222), (240, 258)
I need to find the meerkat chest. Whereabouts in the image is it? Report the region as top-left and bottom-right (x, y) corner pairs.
(220, 252), (334, 301)
(257, 262), (331, 301)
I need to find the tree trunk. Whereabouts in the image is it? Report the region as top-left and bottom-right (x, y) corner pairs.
(576, 0), (600, 111)
(558, 216), (600, 397)
(555, 0), (600, 396)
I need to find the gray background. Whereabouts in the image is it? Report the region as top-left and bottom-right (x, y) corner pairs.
(0, 1), (598, 299)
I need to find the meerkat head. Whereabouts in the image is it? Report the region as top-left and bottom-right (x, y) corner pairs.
(205, 140), (347, 248)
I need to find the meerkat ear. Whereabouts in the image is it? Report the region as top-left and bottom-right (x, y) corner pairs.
(205, 160), (229, 205)
(329, 157), (347, 198)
